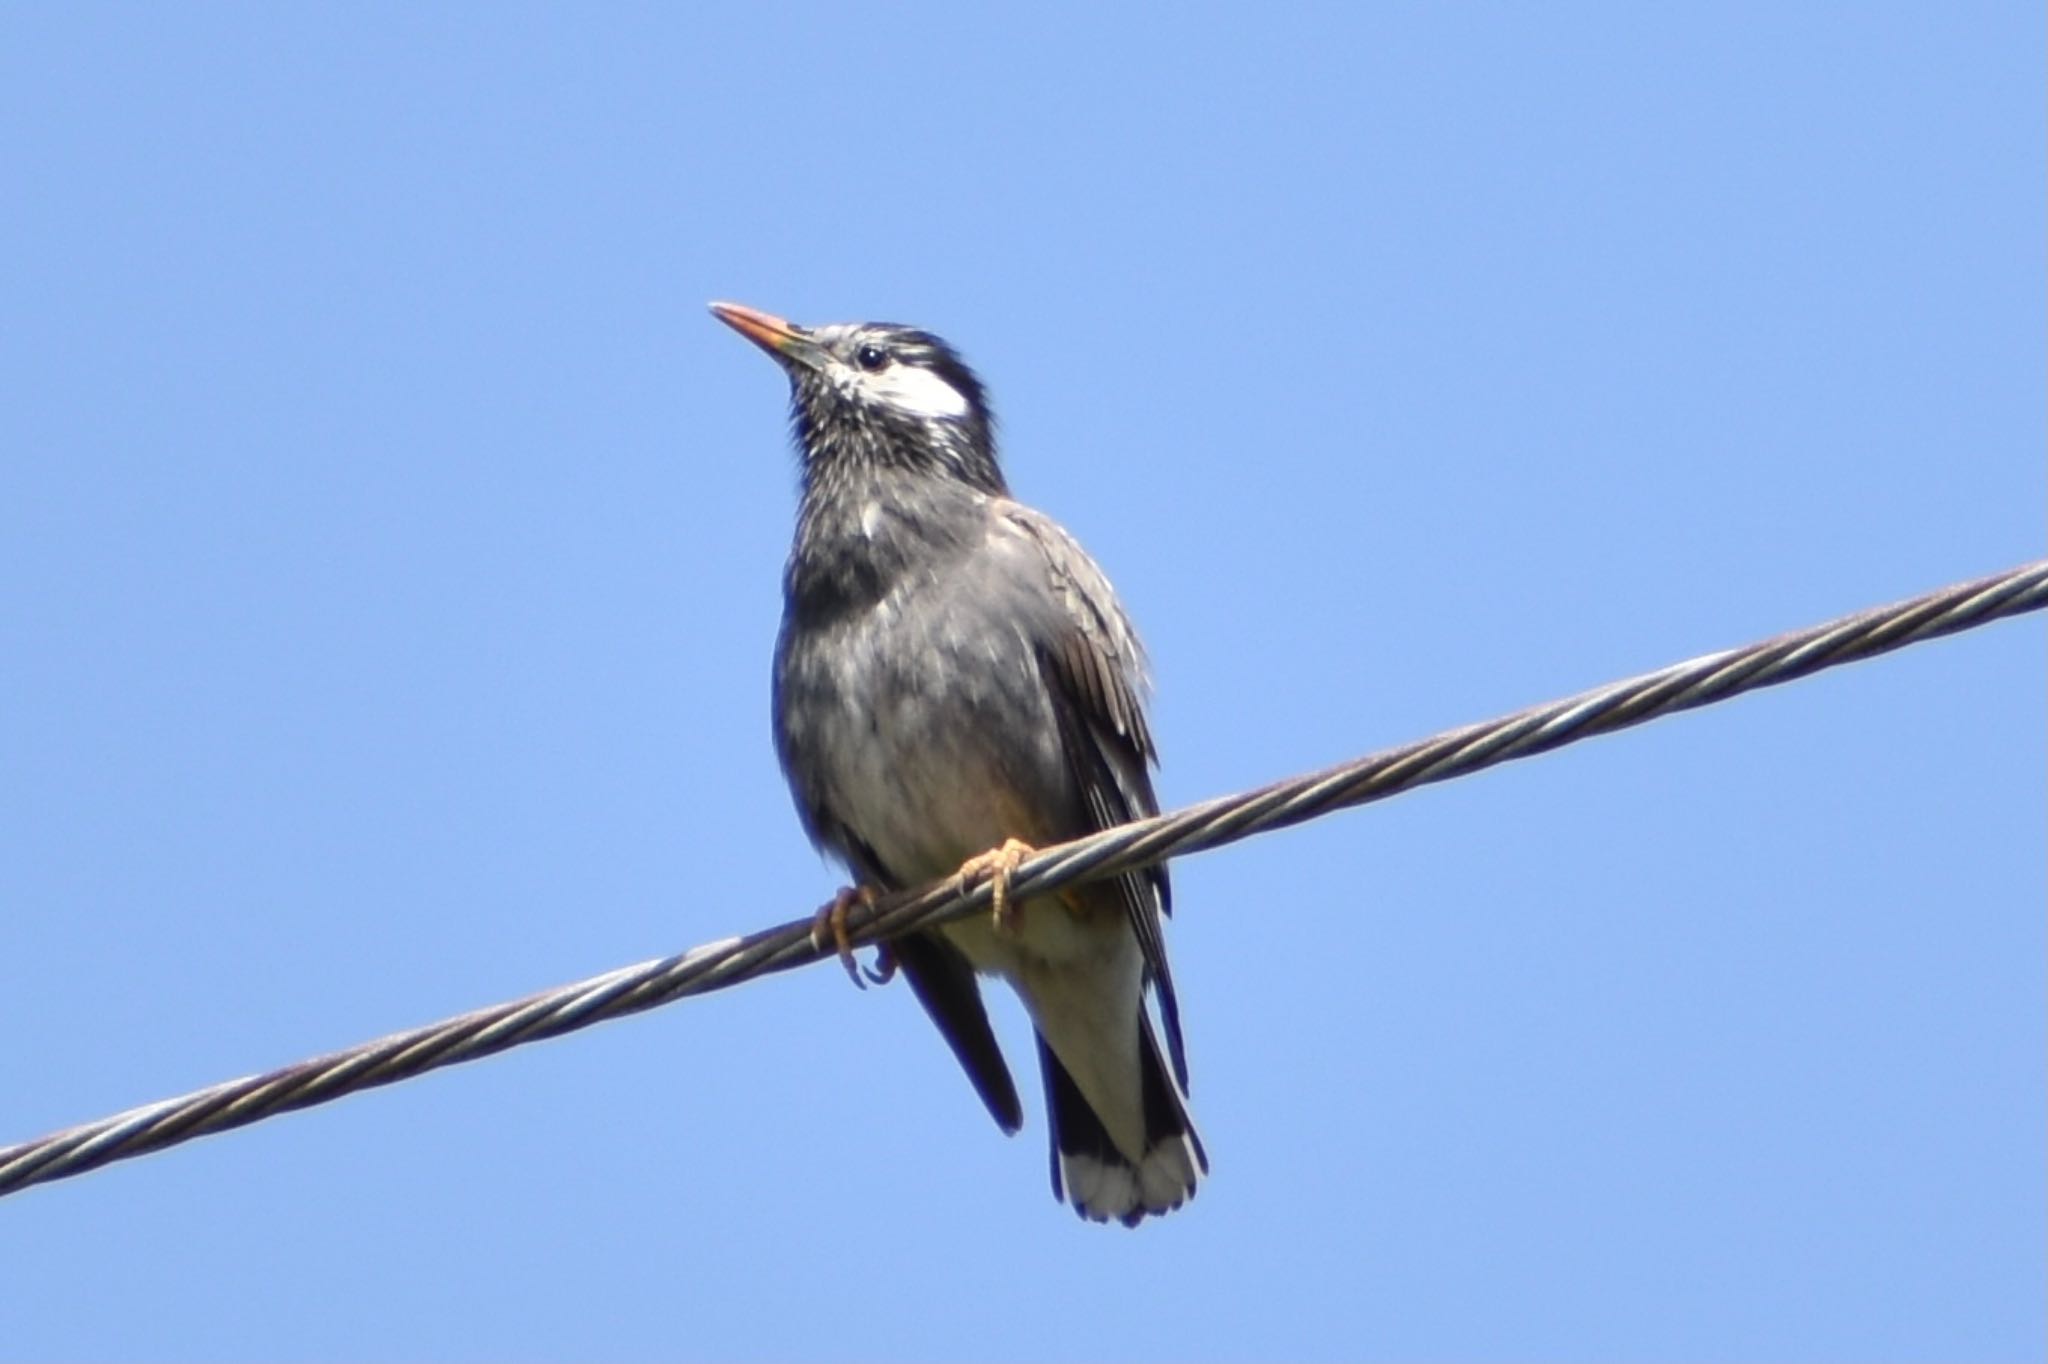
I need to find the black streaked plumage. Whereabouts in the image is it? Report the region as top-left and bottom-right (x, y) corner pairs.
(712, 301), (1205, 1225)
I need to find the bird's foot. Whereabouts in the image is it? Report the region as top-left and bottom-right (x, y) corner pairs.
(809, 884), (890, 989)
(955, 838), (1037, 934)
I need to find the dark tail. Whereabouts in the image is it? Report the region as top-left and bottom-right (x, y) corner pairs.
(1038, 1021), (1206, 1226)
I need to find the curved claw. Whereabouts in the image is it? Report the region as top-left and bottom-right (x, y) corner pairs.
(955, 838), (1038, 934)
(810, 884), (880, 990)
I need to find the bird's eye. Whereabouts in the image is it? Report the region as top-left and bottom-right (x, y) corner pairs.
(854, 343), (889, 372)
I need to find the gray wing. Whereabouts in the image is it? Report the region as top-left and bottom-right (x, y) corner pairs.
(997, 504), (1188, 1089)
(771, 633), (1023, 1134)
(798, 805), (1024, 1135)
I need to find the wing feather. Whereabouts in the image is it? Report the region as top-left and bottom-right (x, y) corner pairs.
(819, 820), (1022, 1133)
(1001, 505), (1188, 1088)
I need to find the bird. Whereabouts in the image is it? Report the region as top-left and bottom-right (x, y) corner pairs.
(711, 301), (1206, 1225)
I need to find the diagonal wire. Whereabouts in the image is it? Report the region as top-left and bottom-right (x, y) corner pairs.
(1, 558), (2041, 1200)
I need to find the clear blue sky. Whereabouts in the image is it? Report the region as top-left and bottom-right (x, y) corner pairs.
(2, 6), (2040, 1361)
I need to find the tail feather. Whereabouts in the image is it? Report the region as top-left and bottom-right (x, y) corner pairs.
(1038, 1021), (1205, 1227)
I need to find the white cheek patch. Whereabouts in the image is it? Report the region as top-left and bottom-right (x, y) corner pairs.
(867, 363), (971, 420)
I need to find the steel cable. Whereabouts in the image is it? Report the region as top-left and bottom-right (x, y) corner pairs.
(2, 558), (2041, 1199)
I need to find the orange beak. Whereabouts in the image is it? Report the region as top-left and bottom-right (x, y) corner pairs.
(709, 301), (813, 365)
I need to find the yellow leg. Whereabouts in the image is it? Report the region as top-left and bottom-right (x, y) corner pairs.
(809, 884), (882, 989)
(954, 838), (1037, 934)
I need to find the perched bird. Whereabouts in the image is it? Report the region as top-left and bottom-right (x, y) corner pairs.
(711, 301), (1206, 1225)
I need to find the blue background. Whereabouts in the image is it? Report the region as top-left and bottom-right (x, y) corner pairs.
(3, 6), (2041, 1360)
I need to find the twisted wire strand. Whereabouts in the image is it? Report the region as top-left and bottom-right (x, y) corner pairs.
(3, 558), (2041, 1199)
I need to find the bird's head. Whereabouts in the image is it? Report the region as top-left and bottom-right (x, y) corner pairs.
(711, 302), (1003, 496)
